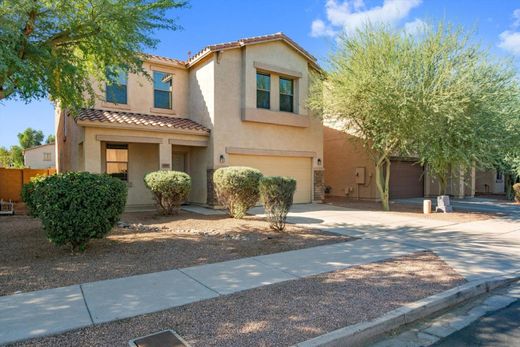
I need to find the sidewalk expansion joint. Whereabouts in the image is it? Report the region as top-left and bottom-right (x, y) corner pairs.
(79, 284), (95, 325)
(177, 269), (222, 296)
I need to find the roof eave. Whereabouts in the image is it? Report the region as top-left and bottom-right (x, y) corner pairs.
(76, 119), (210, 136)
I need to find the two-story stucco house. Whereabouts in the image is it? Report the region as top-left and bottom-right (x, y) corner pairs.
(55, 33), (324, 209)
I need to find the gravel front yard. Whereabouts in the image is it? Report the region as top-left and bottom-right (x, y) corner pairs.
(0, 211), (352, 296)
(10, 251), (465, 347)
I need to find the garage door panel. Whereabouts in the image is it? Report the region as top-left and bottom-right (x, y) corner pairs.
(389, 160), (424, 199)
(228, 154), (312, 203)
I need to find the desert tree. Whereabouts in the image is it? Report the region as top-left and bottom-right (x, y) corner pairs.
(308, 23), (520, 210)
(308, 25), (422, 210)
(0, 0), (186, 111)
(412, 24), (520, 195)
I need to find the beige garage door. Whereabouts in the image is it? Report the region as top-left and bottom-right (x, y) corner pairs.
(228, 154), (312, 203)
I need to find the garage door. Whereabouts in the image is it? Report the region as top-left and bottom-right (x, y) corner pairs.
(389, 160), (424, 199)
(228, 154), (312, 203)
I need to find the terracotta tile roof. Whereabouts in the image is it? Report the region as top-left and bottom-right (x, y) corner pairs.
(142, 53), (185, 66)
(187, 32), (319, 68)
(139, 33), (319, 70)
(77, 109), (210, 134)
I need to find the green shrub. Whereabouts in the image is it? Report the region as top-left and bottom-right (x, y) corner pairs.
(259, 176), (296, 231)
(23, 172), (127, 251)
(144, 170), (191, 214)
(21, 174), (48, 217)
(513, 183), (520, 202)
(213, 166), (263, 218)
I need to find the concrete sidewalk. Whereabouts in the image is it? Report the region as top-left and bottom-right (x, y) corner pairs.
(0, 238), (419, 345)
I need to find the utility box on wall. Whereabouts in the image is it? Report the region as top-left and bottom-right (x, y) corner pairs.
(355, 167), (365, 184)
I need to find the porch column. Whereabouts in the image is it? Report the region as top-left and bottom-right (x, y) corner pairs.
(159, 142), (172, 170)
(84, 135), (102, 173)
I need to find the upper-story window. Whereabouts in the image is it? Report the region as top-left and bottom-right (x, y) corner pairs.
(256, 72), (270, 109)
(153, 71), (173, 109)
(106, 69), (128, 104)
(106, 144), (128, 181)
(43, 152), (51, 161)
(279, 77), (294, 113)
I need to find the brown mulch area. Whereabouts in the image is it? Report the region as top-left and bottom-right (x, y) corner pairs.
(325, 196), (494, 222)
(0, 211), (353, 296)
(10, 251), (466, 347)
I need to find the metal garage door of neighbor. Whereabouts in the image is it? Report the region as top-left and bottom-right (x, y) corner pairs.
(228, 154), (312, 203)
(389, 160), (424, 199)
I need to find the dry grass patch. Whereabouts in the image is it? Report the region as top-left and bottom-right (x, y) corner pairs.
(0, 211), (352, 296)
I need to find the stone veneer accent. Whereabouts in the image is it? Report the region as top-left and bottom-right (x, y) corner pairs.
(313, 169), (324, 202)
(206, 168), (217, 206)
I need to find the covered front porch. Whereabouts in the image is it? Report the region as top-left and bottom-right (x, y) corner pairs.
(75, 109), (211, 208)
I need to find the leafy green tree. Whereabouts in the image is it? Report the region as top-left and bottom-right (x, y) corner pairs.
(9, 145), (24, 168)
(0, 0), (186, 111)
(412, 25), (520, 194)
(17, 128), (44, 149)
(0, 147), (11, 167)
(308, 23), (520, 210)
(308, 26), (422, 210)
(46, 134), (55, 144)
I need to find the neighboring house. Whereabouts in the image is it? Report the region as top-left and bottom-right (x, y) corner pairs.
(475, 168), (505, 195)
(23, 143), (56, 169)
(56, 33), (324, 209)
(324, 126), (476, 200)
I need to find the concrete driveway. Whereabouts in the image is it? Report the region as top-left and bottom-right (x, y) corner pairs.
(249, 203), (520, 281)
(396, 197), (520, 218)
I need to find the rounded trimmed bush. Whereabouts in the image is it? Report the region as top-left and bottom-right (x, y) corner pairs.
(259, 176), (297, 231)
(23, 172), (127, 251)
(21, 174), (48, 217)
(144, 170), (191, 215)
(214, 166), (263, 218)
(513, 183), (520, 203)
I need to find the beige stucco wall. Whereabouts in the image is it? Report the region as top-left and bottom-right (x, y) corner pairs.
(78, 126), (209, 206)
(24, 144), (56, 169)
(55, 108), (85, 172)
(475, 168), (504, 194)
(91, 61), (189, 118)
(212, 42), (323, 170)
(324, 127), (379, 199)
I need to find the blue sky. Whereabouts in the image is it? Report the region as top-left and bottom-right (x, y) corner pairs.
(1, 0), (519, 147)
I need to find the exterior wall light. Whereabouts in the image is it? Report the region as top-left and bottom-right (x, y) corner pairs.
(317, 158), (322, 166)
(219, 154), (225, 164)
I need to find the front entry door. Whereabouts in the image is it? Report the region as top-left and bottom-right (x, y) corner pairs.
(172, 152), (187, 173)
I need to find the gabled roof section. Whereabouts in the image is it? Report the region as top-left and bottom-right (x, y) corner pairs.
(77, 109), (210, 135)
(187, 32), (319, 69)
(141, 53), (186, 68)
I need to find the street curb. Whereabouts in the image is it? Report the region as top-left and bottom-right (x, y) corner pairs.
(295, 274), (520, 347)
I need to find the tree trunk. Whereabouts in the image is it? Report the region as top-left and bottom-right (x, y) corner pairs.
(505, 173), (514, 200)
(438, 174), (448, 195)
(375, 156), (391, 211)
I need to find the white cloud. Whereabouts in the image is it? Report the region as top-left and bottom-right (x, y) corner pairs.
(498, 8), (520, 56)
(403, 18), (429, 35)
(311, 0), (422, 37)
(513, 8), (520, 27)
(311, 19), (337, 38)
(498, 31), (520, 56)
